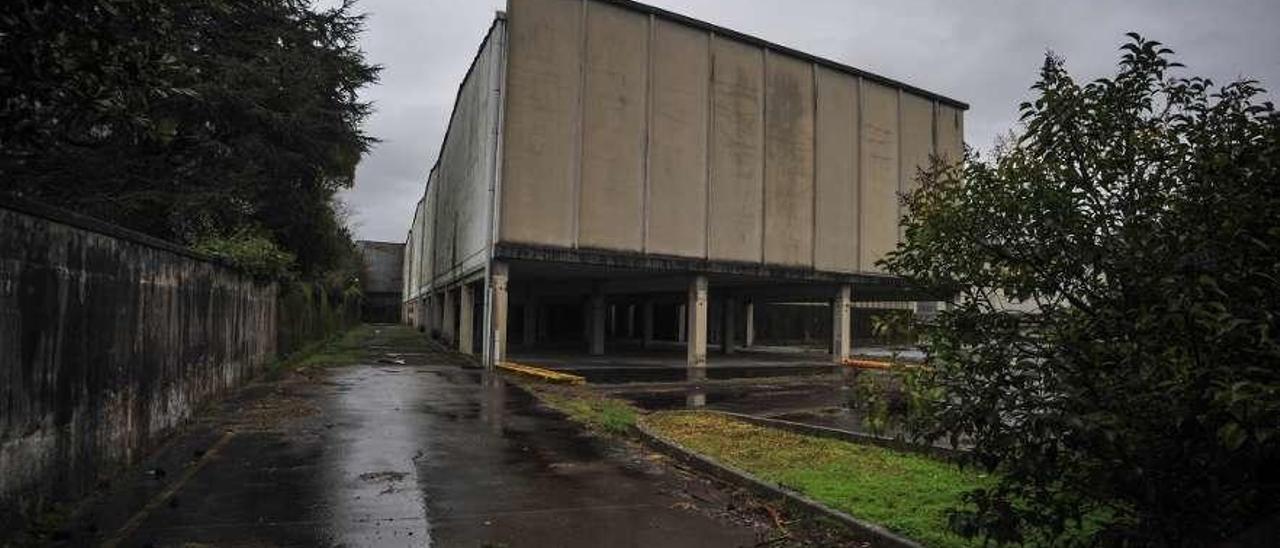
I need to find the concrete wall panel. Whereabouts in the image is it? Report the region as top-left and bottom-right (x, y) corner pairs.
(490, 0), (966, 277)
(436, 26), (501, 285)
(579, 2), (647, 251)
(814, 67), (859, 272)
(708, 38), (764, 263)
(500, 0), (580, 247)
(936, 103), (964, 164)
(900, 93), (934, 198)
(647, 19), (709, 258)
(859, 82), (899, 272)
(763, 55), (814, 266)
(408, 201), (423, 297)
(419, 172), (435, 289)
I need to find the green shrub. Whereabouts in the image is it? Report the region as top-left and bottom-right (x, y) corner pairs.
(884, 34), (1280, 544)
(193, 228), (296, 280)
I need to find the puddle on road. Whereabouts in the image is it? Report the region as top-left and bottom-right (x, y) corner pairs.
(554, 365), (839, 384)
(322, 367), (433, 547)
(612, 370), (924, 440)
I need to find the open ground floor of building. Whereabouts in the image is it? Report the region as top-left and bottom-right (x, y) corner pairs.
(403, 253), (936, 375)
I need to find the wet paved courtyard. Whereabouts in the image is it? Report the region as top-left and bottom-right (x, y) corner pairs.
(62, 327), (771, 547)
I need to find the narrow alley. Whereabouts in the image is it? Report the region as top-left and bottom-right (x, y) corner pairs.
(61, 326), (771, 547)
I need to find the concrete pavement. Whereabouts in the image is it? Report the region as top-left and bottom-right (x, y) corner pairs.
(54, 326), (775, 547)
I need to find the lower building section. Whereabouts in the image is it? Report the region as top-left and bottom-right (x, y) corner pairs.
(404, 246), (939, 372)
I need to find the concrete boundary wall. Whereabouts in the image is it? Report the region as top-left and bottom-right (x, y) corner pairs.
(0, 198), (354, 529)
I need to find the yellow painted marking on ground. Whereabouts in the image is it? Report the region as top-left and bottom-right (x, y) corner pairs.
(498, 362), (586, 385)
(843, 358), (931, 372)
(102, 430), (236, 548)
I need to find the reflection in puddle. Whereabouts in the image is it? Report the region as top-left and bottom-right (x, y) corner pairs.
(685, 386), (706, 408)
(323, 369), (432, 547)
(612, 370), (929, 442)
(481, 370), (507, 433)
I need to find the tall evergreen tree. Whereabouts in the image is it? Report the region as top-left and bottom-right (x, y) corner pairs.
(0, 0), (380, 278)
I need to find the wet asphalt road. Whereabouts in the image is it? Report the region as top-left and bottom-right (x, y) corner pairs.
(68, 327), (766, 547)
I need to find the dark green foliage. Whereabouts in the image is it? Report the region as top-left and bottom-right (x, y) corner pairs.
(0, 0), (379, 278)
(193, 227), (296, 280)
(885, 35), (1280, 545)
(276, 280), (360, 359)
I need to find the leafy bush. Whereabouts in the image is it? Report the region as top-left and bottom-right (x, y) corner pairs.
(885, 34), (1280, 545)
(193, 228), (296, 280)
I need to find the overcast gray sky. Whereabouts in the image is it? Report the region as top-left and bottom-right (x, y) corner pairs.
(339, 0), (1280, 243)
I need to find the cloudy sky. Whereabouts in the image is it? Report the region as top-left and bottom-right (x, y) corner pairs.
(338, 0), (1280, 243)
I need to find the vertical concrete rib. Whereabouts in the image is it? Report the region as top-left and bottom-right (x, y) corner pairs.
(811, 62), (819, 268)
(642, 13), (654, 252)
(759, 47), (768, 263)
(855, 77), (864, 271)
(896, 87), (904, 243)
(572, 0), (587, 248)
(704, 31), (714, 259)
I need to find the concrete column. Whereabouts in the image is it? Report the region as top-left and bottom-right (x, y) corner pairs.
(442, 289), (456, 343)
(832, 284), (852, 364)
(489, 262), (509, 366)
(687, 275), (708, 380)
(418, 297), (428, 331)
(582, 300), (592, 347)
(522, 293), (537, 348)
(722, 297), (737, 355)
(677, 304), (687, 342)
(538, 304), (549, 342)
(641, 300), (655, 348)
(435, 292), (445, 337)
(459, 283), (474, 355)
(625, 304), (636, 339)
(744, 300), (755, 348)
(421, 295), (432, 332)
(590, 283), (606, 356)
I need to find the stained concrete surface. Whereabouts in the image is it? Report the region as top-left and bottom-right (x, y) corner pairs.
(50, 327), (775, 547)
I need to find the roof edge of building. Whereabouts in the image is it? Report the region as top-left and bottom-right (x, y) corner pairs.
(600, 0), (969, 110)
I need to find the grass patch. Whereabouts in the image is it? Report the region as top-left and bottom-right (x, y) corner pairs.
(529, 385), (638, 435)
(288, 324), (372, 368)
(370, 324), (440, 351)
(644, 411), (987, 548)
(269, 324), (442, 376)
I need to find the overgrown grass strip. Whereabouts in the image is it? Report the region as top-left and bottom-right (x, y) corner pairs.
(643, 411), (987, 548)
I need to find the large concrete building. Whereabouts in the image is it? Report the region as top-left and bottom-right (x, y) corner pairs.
(402, 0), (965, 373)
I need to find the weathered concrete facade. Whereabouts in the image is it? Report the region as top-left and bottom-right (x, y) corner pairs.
(0, 198), (358, 530)
(403, 0), (966, 368)
(497, 0), (965, 272)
